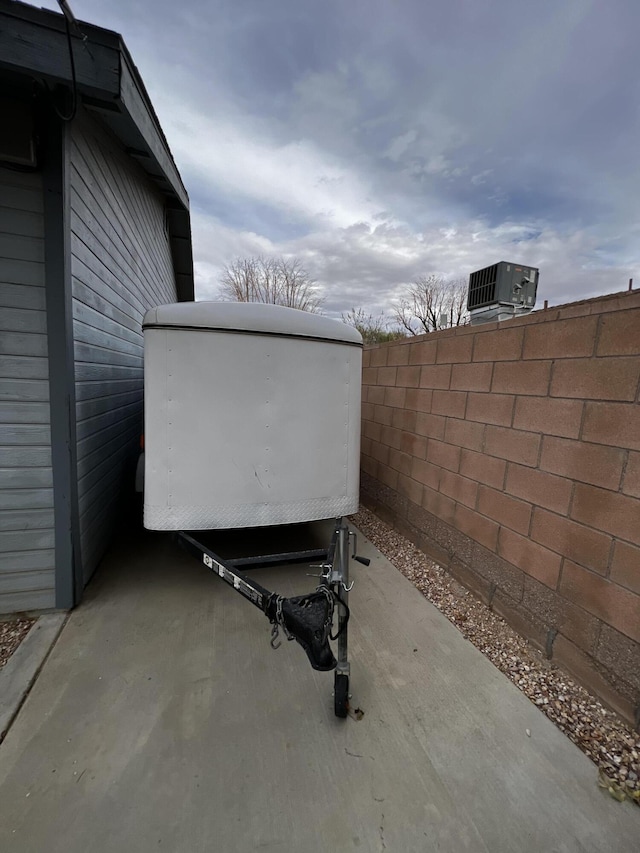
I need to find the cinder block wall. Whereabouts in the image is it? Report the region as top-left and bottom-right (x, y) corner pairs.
(360, 290), (640, 726)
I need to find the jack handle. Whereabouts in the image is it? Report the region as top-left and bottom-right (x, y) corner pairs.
(349, 531), (371, 566)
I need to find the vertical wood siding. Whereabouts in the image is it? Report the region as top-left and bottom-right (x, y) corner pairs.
(69, 111), (178, 583)
(0, 166), (55, 611)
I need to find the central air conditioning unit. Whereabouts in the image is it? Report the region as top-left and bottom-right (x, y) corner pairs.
(467, 261), (539, 325)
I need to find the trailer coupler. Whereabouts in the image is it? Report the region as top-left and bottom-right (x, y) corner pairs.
(265, 587), (337, 671)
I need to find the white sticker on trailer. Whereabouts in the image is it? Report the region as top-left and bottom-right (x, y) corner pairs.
(203, 553), (225, 577)
(201, 550), (264, 607)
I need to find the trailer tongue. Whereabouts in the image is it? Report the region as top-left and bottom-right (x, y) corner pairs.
(176, 520), (369, 717)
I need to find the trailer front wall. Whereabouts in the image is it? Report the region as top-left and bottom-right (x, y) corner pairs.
(69, 109), (178, 583)
(0, 166), (55, 612)
(144, 328), (362, 530)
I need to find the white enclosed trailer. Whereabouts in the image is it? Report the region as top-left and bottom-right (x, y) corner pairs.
(142, 301), (362, 531)
(141, 301), (366, 715)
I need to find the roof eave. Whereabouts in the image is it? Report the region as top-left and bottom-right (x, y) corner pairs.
(0, 0), (194, 300)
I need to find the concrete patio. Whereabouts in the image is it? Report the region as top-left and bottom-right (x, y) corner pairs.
(0, 521), (637, 852)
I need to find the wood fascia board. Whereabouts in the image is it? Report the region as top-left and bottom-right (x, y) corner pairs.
(0, 4), (119, 94)
(0, 3), (189, 210)
(118, 48), (189, 210)
(2, 1), (194, 300)
(166, 209), (195, 302)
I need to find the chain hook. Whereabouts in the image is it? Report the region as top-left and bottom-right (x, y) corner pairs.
(270, 621), (281, 650)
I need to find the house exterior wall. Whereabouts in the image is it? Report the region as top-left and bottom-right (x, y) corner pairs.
(69, 109), (178, 584)
(0, 165), (55, 611)
(360, 290), (640, 726)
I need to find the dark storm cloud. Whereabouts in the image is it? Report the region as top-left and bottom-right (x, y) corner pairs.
(41, 0), (640, 312)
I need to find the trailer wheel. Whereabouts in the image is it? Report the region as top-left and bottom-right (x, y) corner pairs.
(334, 673), (349, 718)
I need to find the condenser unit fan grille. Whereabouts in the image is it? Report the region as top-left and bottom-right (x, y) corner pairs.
(468, 263), (498, 310)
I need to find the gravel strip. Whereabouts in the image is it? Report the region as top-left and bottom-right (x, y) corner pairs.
(0, 618), (36, 669)
(353, 506), (640, 806)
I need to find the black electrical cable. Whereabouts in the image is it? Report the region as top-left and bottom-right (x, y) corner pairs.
(329, 589), (350, 642)
(46, 11), (78, 122)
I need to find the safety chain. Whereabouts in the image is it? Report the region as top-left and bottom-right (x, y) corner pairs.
(268, 585), (336, 651)
(315, 584), (335, 638)
(269, 594), (293, 650)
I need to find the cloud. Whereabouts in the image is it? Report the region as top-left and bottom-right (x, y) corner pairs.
(193, 209), (634, 320)
(152, 93), (387, 233)
(38, 0), (640, 317)
(385, 129), (418, 162)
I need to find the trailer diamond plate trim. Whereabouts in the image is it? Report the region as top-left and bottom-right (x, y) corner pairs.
(144, 496), (359, 530)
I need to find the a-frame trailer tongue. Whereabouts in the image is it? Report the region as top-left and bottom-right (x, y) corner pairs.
(176, 519), (369, 717)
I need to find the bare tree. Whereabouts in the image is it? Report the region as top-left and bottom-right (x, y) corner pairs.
(341, 307), (406, 344)
(393, 275), (469, 334)
(219, 256), (323, 312)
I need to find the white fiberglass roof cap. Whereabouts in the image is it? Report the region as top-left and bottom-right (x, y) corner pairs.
(143, 301), (362, 345)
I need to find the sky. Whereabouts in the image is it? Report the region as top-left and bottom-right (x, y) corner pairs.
(40, 0), (640, 319)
